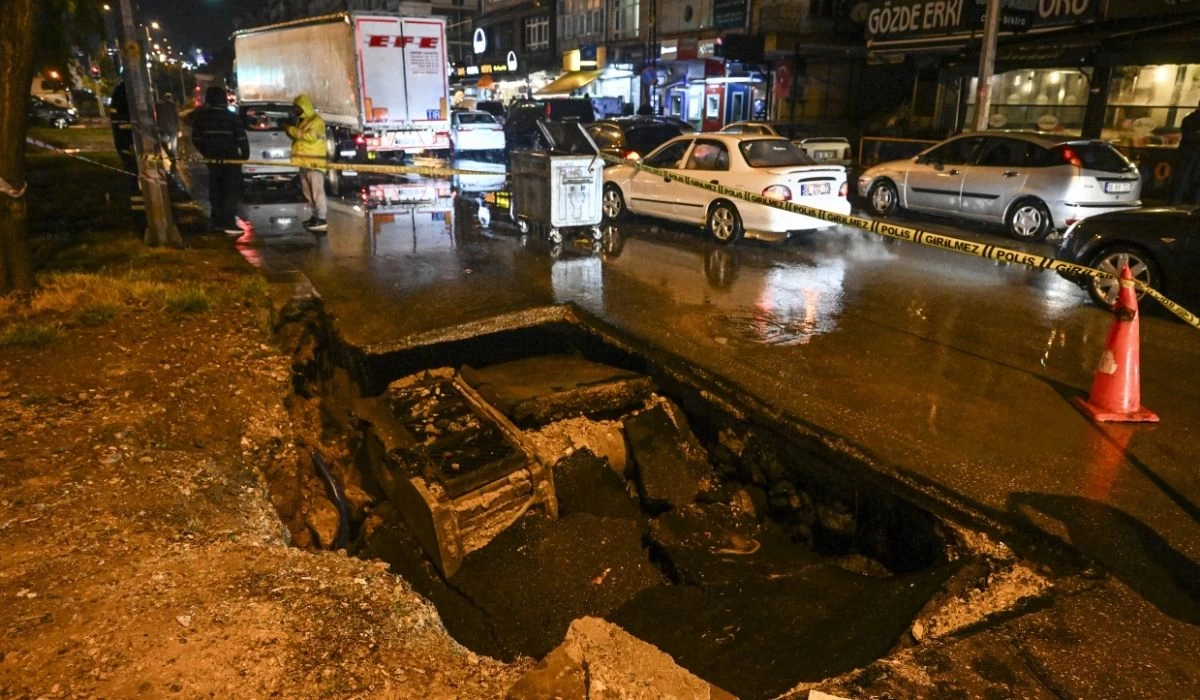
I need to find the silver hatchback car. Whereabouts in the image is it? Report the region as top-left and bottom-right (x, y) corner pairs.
(857, 131), (1141, 241)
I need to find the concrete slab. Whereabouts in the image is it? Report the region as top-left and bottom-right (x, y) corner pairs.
(449, 513), (665, 659)
(625, 403), (718, 511)
(461, 354), (656, 427)
(507, 617), (736, 700)
(553, 449), (643, 521)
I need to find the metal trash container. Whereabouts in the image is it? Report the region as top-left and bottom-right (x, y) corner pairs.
(511, 121), (603, 244)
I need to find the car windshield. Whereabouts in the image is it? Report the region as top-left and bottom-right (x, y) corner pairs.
(624, 124), (682, 153)
(739, 139), (815, 167)
(241, 106), (292, 131)
(546, 99), (595, 123)
(458, 112), (496, 125)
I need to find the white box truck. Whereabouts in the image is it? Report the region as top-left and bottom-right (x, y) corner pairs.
(234, 12), (450, 166)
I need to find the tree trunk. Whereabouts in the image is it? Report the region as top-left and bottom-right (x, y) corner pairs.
(0, 0), (37, 294)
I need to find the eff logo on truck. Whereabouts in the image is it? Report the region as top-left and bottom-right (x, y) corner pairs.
(367, 35), (439, 49)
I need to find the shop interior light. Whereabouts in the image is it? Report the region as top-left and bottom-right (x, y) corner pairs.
(1155, 65), (1173, 84)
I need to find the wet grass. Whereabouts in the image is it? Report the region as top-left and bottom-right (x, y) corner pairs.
(0, 322), (62, 348)
(77, 303), (121, 327)
(237, 275), (270, 304)
(26, 126), (116, 153)
(164, 285), (212, 314)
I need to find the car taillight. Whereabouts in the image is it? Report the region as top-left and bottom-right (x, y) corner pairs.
(838, 181), (848, 198)
(545, 104), (552, 119)
(1055, 145), (1083, 168)
(762, 185), (792, 201)
(621, 149), (641, 161)
(354, 134), (366, 147)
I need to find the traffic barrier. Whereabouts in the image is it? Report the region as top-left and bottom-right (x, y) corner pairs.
(599, 153), (1200, 331)
(1073, 265), (1159, 423)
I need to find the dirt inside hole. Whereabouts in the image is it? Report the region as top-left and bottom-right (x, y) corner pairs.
(272, 306), (1003, 699)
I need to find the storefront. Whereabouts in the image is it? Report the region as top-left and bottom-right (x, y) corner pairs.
(655, 38), (767, 130)
(865, 0), (1200, 144)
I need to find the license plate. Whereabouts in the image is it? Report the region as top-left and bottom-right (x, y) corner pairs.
(813, 150), (835, 160)
(271, 217), (294, 227)
(267, 148), (287, 158)
(1104, 181), (1133, 194)
(799, 183), (831, 196)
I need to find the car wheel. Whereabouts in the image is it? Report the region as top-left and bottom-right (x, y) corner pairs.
(1087, 246), (1158, 306)
(52, 117), (67, 129)
(868, 180), (898, 216)
(602, 183), (626, 221)
(707, 200), (743, 245)
(1006, 199), (1052, 242)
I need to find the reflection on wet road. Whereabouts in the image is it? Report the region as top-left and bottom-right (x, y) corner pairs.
(237, 161), (1200, 583)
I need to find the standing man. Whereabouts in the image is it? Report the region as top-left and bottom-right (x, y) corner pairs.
(156, 93), (180, 170)
(285, 94), (327, 232)
(187, 86), (249, 234)
(1173, 100), (1200, 204)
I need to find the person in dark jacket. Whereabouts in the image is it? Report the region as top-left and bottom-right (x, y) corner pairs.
(187, 86), (249, 233)
(1172, 101), (1200, 204)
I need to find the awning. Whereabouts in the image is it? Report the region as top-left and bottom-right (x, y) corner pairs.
(535, 70), (603, 96)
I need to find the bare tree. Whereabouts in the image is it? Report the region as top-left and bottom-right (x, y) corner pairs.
(0, 0), (37, 293)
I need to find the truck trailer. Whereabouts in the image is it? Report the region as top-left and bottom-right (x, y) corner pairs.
(234, 12), (450, 167)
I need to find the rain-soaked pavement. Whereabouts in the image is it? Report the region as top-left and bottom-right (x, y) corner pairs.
(212, 161), (1200, 664)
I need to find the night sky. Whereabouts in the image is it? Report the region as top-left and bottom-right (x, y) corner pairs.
(138, 0), (243, 49)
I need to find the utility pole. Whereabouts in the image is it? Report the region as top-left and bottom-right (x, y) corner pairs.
(116, 0), (182, 247)
(973, 0), (1002, 132)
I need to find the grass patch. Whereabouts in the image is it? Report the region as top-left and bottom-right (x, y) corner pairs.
(26, 126), (117, 153)
(0, 322), (61, 348)
(77, 303), (121, 327)
(164, 285), (211, 314)
(237, 275), (269, 304)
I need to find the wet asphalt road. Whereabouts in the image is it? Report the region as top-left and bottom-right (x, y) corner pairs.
(226, 164), (1200, 629)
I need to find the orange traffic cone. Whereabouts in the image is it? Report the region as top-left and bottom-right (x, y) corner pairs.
(1073, 264), (1159, 423)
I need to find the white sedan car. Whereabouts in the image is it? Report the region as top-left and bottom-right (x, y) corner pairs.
(601, 134), (850, 243)
(450, 110), (505, 156)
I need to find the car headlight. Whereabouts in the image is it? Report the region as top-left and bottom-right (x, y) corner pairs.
(67, 108), (77, 115)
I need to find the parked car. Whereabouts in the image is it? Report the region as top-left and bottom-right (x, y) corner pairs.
(504, 97), (595, 151)
(475, 100), (506, 124)
(720, 121), (808, 140)
(240, 103), (297, 177)
(1056, 205), (1200, 306)
(601, 134), (851, 244)
(586, 117), (686, 162)
(797, 137), (852, 166)
(450, 110), (505, 156)
(27, 96), (78, 129)
(857, 131), (1141, 242)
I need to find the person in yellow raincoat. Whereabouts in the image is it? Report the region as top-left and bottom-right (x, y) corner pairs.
(286, 94), (328, 231)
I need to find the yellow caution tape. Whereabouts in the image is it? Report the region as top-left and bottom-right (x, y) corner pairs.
(600, 154), (1200, 331)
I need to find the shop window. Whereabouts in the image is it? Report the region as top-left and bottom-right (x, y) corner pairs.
(968, 69), (1089, 136)
(1104, 64), (1200, 147)
(524, 15), (548, 51)
(612, 0), (639, 39)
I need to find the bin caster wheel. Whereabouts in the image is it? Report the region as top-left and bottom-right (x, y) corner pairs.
(591, 225), (602, 241)
(548, 228), (563, 244)
(517, 218), (530, 234)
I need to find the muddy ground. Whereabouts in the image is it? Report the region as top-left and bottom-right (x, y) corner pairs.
(0, 229), (525, 698)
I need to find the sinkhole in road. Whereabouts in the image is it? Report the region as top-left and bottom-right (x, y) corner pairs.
(283, 306), (1011, 699)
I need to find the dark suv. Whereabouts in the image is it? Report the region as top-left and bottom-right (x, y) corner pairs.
(504, 97), (596, 151)
(586, 117), (686, 162)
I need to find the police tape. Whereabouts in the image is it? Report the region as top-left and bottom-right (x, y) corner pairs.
(175, 154), (506, 179)
(25, 137), (139, 177)
(600, 153), (1200, 331)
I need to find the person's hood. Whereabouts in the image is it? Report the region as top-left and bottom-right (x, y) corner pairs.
(294, 94), (315, 117)
(204, 86), (226, 107)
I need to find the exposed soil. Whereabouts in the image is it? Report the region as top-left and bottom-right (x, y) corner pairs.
(0, 239), (524, 698)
